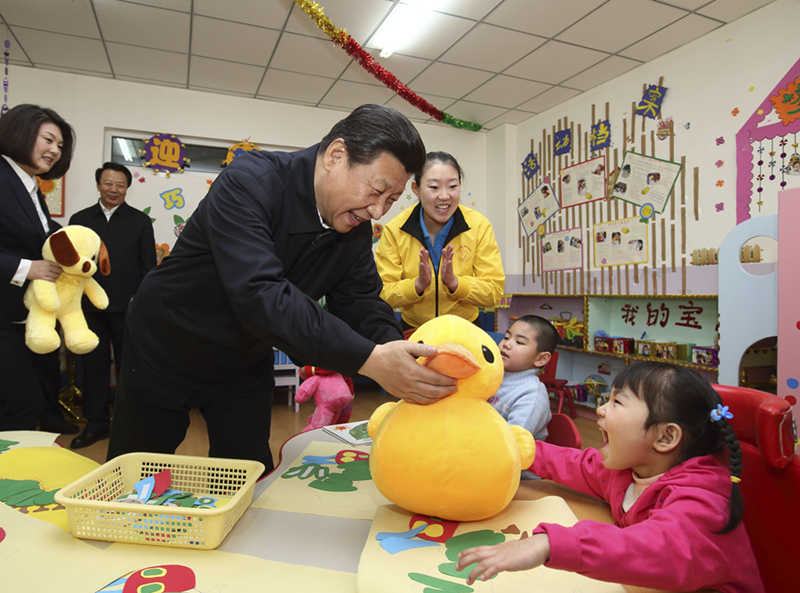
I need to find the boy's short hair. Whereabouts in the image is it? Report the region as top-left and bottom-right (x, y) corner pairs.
(512, 315), (558, 355)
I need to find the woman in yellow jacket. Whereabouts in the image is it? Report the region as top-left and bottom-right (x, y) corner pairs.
(375, 152), (504, 332)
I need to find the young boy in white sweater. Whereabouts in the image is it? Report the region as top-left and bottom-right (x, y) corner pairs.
(489, 315), (558, 443)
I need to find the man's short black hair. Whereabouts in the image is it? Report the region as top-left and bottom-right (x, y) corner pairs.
(96, 161), (133, 187)
(513, 315), (559, 355)
(0, 104), (75, 180)
(318, 104), (426, 179)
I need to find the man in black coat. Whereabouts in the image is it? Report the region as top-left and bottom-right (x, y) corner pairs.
(106, 104), (457, 473)
(69, 162), (156, 448)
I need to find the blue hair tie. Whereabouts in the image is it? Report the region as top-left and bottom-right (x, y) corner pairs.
(710, 404), (733, 422)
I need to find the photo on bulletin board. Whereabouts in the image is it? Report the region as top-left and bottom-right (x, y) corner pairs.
(37, 176), (64, 218)
(517, 181), (559, 237)
(559, 155), (607, 208)
(610, 151), (681, 213)
(541, 227), (583, 272)
(594, 216), (648, 267)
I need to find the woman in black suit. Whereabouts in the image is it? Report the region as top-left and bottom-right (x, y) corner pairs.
(0, 104), (75, 431)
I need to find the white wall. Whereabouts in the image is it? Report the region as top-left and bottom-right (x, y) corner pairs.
(10, 67), (486, 247)
(500, 0), (800, 278)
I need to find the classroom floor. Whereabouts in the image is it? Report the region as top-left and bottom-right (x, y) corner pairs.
(55, 386), (604, 466)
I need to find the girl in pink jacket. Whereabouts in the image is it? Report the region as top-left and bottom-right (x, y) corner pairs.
(456, 361), (764, 593)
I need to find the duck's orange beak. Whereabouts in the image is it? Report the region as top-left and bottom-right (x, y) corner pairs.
(419, 343), (480, 379)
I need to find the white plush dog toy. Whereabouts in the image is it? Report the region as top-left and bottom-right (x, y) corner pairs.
(23, 225), (110, 354)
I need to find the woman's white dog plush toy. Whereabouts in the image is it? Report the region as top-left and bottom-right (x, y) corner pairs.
(23, 225), (110, 354)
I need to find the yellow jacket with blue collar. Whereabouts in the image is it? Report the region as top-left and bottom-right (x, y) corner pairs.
(375, 203), (504, 328)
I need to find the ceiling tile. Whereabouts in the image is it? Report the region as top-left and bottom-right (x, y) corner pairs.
(465, 75), (552, 109)
(340, 51), (432, 87)
(4, 32), (33, 67)
(269, 32), (353, 78)
(619, 13), (721, 61)
(115, 75), (185, 89)
(106, 42), (188, 84)
(696, 0), (776, 22)
(365, 10), (474, 60)
(385, 95), (439, 123)
(257, 68), (334, 103)
(439, 23), (546, 73)
(193, 0), (290, 29)
(561, 55), (641, 91)
(10, 27), (110, 73)
(94, 0), (190, 53)
(517, 86), (582, 113)
(123, 0), (191, 12)
(483, 109), (536, 127)
(504, 41), (608, 85)
(443, 100), (506, 126)
(0, 0), (100, 38)
(191, 16), (280, 67)
(557, 0), (689, 53)
(659, 0), (711, 9)
(484, 0), (607, 37)
(407, 62), (495, 100)
(285, 0), (393, 43)
(424, 0), (504, 20)
(319, 80), (396, 110)
(189, 56), (265, 95)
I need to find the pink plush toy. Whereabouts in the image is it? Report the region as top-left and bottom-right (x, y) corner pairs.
(294, 367), (355, 432)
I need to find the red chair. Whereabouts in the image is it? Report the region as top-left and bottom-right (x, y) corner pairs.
(540, 350), (575, 418)
(712, 384), (800, 593)
(544, 413), (582, 449)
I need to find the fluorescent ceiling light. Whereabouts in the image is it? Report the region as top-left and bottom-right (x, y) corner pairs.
(117, 137), (133, 162)
(374, 3), (430, 59)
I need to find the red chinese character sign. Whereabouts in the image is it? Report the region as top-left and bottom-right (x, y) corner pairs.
(140, 133), (189, 177)
(770, 76), (800, 126)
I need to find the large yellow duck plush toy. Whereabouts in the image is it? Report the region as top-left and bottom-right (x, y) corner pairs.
(368, 315), (535, 522)
(23, 225), (110, 355)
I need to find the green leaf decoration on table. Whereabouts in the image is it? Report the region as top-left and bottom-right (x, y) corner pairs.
(408, 573), (473, 592)
(0, 439), (19, 453)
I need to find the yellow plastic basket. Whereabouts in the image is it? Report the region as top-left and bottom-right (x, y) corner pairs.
(54, 452), (265, 550)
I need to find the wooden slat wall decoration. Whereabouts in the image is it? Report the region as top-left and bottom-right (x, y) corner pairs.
(517, 81), (701, 298)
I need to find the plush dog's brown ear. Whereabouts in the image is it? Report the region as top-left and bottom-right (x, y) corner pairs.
(98, 241), (111, 276)
(50, 231), (80, 267)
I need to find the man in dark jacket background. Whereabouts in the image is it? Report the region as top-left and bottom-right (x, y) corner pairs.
(69, 162), (156, 448)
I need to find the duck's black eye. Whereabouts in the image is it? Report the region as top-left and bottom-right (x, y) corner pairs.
(482, 345), (494, 364)
(417, 340), (424, 344)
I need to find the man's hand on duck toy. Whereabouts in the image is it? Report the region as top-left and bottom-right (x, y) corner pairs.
(294, 367), (354, 432)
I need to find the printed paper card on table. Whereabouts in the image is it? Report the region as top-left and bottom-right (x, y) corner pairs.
(357, 498), (625, 593)
(594, 216), (649, 267)
(323, 421), (372, 446)
(252, 441), (390, 520)
(611, 151), (682, 213)
(541, 227), (583, 273)
(559, 155), (607, 208)
(517, 181), (559, 237)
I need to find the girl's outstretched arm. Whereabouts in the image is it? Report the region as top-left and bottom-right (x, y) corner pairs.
(455, 533), (551, 585)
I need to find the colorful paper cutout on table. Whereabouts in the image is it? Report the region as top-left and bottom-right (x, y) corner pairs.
(0, 446), (99, 531)
(611, 151), (682, 213)
(517, 181), (559, 237)
(635, 84), (667, 119)
(541, 227), (583, 273)
(554, 129), (571, 156)
(559, 155), (606, 208)
(96, 565), (195, 593)
(252, 441), (390, 519)
(589, 120), (611, 151)
(0, 430), (59, 450)
(594, 216), (649, 268)
(357, 500), (626, 593)
(521, 152), (540, 179)
(322, 421), (372, 445)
